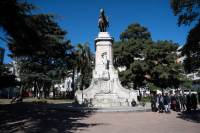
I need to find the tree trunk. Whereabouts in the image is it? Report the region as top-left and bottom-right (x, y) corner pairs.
(34, 82), (36, 98)
(43, 84), (46, 99)
(7, 88), (10, 99)
(35, 82), (38, 99)
(20, 85), (23, 96)
(53, 85), (55, 99)
(72, 68), (75, 92)
(39, 87), (42, 99)
(81, 55), (85, 90)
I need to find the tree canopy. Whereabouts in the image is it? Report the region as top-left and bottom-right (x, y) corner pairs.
(75, 42), (92, 89)
(113, 23), (192, 92)
(170, 0), (200, 26)
(113, 23), (150, 89)
(144, 40), (192, 91)
(181, 22), (200, 73)
(0, 0), (40, 42)
(4, 0), (73, 98)
(170, 0), (200, 74)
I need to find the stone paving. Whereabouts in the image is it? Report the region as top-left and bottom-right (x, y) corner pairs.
(49, 102), (152, 113)
(0, 103), (200, 133)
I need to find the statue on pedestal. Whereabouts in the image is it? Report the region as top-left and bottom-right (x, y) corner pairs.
(98, 8), (110, 32)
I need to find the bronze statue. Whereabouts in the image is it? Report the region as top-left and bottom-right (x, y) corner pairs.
(98, 8), (110, 32)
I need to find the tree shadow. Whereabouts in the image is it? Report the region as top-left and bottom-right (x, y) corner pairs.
(176, 110), (200, 123)
(0, 103), (108, 133)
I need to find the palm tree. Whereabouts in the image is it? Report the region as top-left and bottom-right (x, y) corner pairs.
(75, 42), (92, 89)
(69, 48), (79, 91)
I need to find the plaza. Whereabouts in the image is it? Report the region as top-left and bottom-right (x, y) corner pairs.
(0, 102), (199, 133)
(1, 0), (200, 133)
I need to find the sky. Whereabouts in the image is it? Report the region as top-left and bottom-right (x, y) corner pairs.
(0, 0), (198, 64)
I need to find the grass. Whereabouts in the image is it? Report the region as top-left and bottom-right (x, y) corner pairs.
(0, 97), (74, 104)
(141, 97), (151, 103)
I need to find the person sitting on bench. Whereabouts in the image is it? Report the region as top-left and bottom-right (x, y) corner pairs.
(10, 97), (16, 104)
(131, 98), (136, 107)
(125, 99), (130, 106)
(16, 96), (22, 103)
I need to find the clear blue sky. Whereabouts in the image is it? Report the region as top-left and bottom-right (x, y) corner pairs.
(0, 0), (198, 64)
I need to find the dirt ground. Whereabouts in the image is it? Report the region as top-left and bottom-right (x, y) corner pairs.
(0, 103), (200, 133)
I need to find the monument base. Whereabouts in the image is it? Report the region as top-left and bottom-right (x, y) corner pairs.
(74, 32), (137, 107)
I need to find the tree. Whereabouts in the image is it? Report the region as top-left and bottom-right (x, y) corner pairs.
(68, 48), (82, 92)
(6, 7), (73, 99)
(181, 22), (200, 73)
(170, 0), (200, 74)
(113, 23), (151, 89)
(75, 42), (92, 89)
(144, 40), (192, 93)
(170, 0), (200, 26)
(0, 0), (39, 42)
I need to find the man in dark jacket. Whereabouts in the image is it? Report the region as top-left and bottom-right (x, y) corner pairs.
(163, 93), (170, 113)
(151, 93), (156, 112)
(191, 93), (197, 111)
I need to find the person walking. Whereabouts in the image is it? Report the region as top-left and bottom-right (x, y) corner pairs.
(157, 93), (163, 113)
(170, 94), (174, 110)
(186, 94), (191, 112)
(151, 93), (156, 112)
(191, 93), (197, 111)
(183, 94), (187, 111)
(163, 93), (170, 114)
(179, 94), (185, 111)
(174, 95), (180, 112)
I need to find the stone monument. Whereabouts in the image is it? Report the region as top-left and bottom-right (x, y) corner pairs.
(74, 9), (137, 107)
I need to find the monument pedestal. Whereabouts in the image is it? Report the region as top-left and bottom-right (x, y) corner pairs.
(74, 32), (137, 107)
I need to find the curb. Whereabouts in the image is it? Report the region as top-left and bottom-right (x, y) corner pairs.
(49, 106), (152, 113)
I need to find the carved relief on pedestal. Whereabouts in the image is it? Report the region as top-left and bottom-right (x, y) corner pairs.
(100, 81), (111, 94)
(102, 70), (110, 81)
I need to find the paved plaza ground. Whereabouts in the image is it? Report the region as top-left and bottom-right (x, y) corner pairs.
(0, 102), (200, 133)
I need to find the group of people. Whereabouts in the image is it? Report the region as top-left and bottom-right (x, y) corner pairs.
(125, 98), (136, 107)
(151, 93), (198, 113)
(10, 96), (23, 104)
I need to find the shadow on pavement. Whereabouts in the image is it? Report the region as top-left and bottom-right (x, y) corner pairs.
(176, 110), (200, 123)
(0, 103), (107, 133)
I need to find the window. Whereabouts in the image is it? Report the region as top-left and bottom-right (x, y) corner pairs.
(179, 61), (181, 63)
